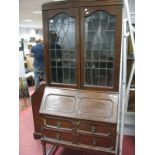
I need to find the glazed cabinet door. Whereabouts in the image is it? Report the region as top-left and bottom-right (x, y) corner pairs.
(80, 5), (122, 91)
(42, 8), (80, 88)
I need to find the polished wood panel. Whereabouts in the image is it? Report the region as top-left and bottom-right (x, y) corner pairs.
(45, 94), (76, 113)
(78, 97), (114, 118)
(31, 82), (46, 139)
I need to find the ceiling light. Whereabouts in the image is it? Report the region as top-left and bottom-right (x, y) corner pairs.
(32, 11), (42, 14)
(22, 19), (32, 22)
(19, 24), (25, 27)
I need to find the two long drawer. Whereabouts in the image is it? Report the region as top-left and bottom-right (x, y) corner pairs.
(77, 121), (116, 136)
(42, 127), (74, 143)
(77, 133), (114, 150)
(41, 116), (116, 150)
(77, 121), (116, 150)
(44, 116), (74, 131)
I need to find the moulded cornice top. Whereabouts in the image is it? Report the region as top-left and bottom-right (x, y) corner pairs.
(42, 0), (123, 11)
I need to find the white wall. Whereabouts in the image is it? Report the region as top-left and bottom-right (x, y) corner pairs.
(19, 27), (43, 54)
(129, 0), (135, 13)
(19, 27), (43, 40)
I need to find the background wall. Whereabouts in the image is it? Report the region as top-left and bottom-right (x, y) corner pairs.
(19, 27), (43, 40)
(19, 27), (43, 54)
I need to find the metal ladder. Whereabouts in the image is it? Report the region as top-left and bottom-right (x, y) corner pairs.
(119, 0), (135, 155)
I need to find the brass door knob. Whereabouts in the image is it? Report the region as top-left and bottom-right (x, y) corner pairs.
(57, 121), (61, 128)
(93, 139), (96, 145)
(56, 133), (60, 140)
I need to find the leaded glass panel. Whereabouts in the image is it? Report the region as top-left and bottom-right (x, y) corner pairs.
(48, 13), (76, 84)
(84, 11), (116, 87)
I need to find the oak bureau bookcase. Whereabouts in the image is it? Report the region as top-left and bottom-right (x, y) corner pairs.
(31, 0), (123, 155)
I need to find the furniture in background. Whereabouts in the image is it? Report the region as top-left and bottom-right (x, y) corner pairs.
(19, 51), (30, 109)
(25, 55), (34, 86)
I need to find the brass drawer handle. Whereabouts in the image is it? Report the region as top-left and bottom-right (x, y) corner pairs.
(93, 139), (96, 145)
(91, 126), (96, 133)
(56, 121), (61, 128)
(76, 121), (80, 125)
(56, 133), (60, 140)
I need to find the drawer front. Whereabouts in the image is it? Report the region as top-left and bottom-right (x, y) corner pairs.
(77, 134), (115, 150)
(77, 121), (116, 136)
(44, 116), (74, 130)
(42, 127), (74, 143)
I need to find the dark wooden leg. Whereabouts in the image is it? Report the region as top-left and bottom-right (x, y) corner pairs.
(41, 140), (58, 155)
(41, 140), (46, 155)
(33, 132), (41, 139)
(47, 145), (58, 155)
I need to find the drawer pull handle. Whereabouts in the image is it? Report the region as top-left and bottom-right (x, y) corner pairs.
(76, 121), (80, 125)
(91, 126), (96, 133)
(93, 139), (96, 145)
(57, 121), (61, 128)
(56, 134), (60, 140)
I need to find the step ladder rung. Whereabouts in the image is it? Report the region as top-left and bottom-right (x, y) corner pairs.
(129, 88), (135, 91)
